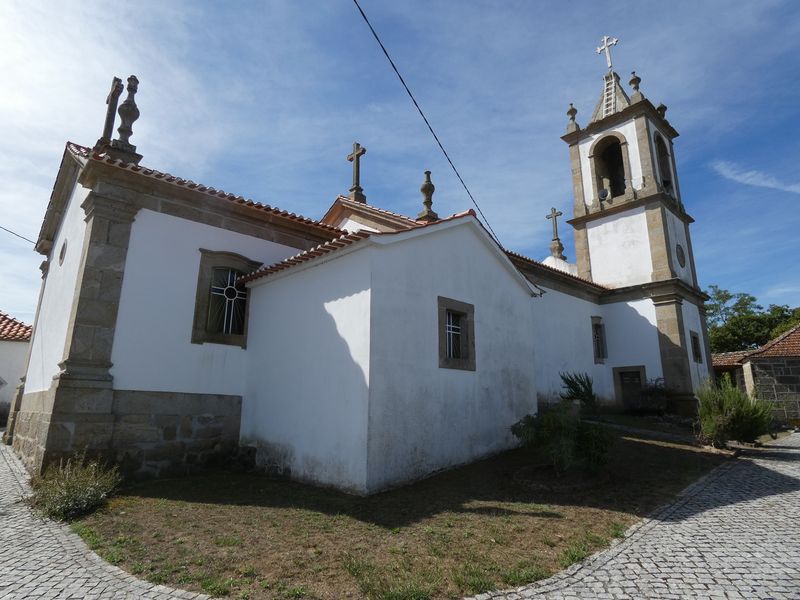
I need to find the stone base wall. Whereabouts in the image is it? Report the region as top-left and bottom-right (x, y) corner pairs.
(9, 385), (241, 477)
(751, 358), (800, 424)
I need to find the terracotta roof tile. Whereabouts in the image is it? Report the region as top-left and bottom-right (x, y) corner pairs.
(66, 142), (344, 237)
(241, 210), (477, 285)
(505, 250), (609, 291)
(750, 324), (800, 358)
(0, 312), (32, 342)
(712, 350), (751, 368)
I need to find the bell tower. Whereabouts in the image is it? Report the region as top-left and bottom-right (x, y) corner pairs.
(562, 38), (699, 293)
(561, 37), (712, 406)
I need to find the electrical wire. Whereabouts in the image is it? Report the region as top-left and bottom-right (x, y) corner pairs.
(351, 0), (503, 247)
(0, 225), (35, 245)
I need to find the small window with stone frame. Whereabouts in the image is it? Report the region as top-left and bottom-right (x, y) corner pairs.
(191, 249), (262, 348)
(592, 316), (607, 363)
(690, 331), (703, 364)
(438, 296), (475, 371)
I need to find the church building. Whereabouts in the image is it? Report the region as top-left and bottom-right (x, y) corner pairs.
(4, 40), (713, 494)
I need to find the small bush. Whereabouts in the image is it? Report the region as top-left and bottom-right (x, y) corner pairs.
(559, 372), (597, 412)
(575, 421), (614, 473)
(511, 404), (613, 475)
(29, 450), (121, 521)
(627, 378), (681, 415)
(697, 375), (772, 447)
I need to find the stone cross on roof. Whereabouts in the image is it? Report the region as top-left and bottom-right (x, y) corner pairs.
(347, 142), (367, 203)
(545, 207), (566, 260)
(596, 35), (618, 71)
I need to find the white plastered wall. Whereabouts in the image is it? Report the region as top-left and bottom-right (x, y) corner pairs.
(578, 117), (643, 208)
(367, 222), (537, 492)
(532, 286), (663, 403)
(110, 209), (301, 396)
(681, 300), (712, 390)
(0, 340), (29, 404)
(25, 180), (90, 393)
(338, 217), (379, 233)
(242, 250), (371, 494)
(586, 206), (652, 287)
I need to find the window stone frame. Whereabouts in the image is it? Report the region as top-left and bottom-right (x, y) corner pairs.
(690, 330), (703, 364)
(191, 249), (262, 349)
(591, 315), (608, 364)
(438, 296), (475, 371)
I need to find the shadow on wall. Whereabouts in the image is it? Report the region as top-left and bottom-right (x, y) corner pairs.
(120, 433), (798, 528)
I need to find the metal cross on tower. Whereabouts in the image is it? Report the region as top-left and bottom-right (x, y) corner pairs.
(596, 35), (618, 71)
(545, 207), (563, 241)
(347, 142), (367, 203)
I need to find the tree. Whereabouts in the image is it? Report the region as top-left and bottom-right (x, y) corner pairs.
(705, 285), (800, 352)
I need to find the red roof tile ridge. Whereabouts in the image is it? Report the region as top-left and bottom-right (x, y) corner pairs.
(711, 349), (754, 367)
(0, 310), (32, 341)
(505, 249), (609, 290)
(240, 230), (372, 285)
(66, 142), (344, 236)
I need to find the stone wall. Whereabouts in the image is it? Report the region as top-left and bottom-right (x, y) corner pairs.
(11, 387), (241, 477)
(750, 358), (800, 423)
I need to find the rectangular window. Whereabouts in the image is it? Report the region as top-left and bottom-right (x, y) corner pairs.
(690, 331), (703, 363)
(592, 316), (607, 363)
(191, 249), (262, 348)
(438, 296), (475, 371)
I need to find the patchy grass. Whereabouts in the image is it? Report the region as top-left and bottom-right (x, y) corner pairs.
(73, 432), (726, 599)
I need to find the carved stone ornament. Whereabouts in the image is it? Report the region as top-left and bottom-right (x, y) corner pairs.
(417, 171), (439, 222)
(109, 75), (143, 164)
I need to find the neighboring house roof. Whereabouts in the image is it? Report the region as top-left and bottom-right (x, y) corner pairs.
(711, 324), (800, 368)
(241, 210), (476, 285)
(749, 324), (800, 358)
(0, 312), (32, 342)
(712, 350), (752, 369)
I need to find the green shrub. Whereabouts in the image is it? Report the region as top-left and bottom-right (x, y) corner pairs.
(697, 375), (772, 447)
(559, 372), (597, 412)
(29, 450), (121, 521)
(511, 404), (613, 475)
(575, 421), (613, 473)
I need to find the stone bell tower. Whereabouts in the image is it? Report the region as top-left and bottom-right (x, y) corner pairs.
(562, 37), (699, 292)
(561, 36), (712, 406)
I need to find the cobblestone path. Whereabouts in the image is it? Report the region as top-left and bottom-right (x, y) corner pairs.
(0, 442), (208, 600)
(472, 433), (800, 600)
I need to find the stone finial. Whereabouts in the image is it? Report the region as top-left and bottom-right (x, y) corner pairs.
(629, 71), (644, 103)
(109, 75), (142, 164)
(566, 103), (579, 133)
(94, 77), (124, 152)
(347, 142), (367, 203)
(545, 207), (566, 260)
(417, 171), (439, 222)
(656, 103), (668, 118)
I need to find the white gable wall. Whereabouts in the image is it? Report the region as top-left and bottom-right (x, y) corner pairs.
(110, 209), (300, 395)
(26, 179), (89, 393)
(366, 222), (537, 492)
(533, 286), (663, 403)
(586, 206), (652, 287)
(0, 340), (29, 404)
(243, 249), (372, 493)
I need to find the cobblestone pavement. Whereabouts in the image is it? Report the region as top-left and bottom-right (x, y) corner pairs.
(0, 442), (208, 600)
(471, 433), (800, 600)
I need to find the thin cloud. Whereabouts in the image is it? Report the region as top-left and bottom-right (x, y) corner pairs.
(711, 160), (800, 194)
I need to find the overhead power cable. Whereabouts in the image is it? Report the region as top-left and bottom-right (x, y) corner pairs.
(0, 224), (35, 245)
(351, 0), (503, 247)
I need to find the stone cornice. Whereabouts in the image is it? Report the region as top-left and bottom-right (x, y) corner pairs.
(80, 160), (340, 249)
(566, 193), (694, 227)
(35, 149), (82, 255)
(600, 278), (708, 306)
(561, 98), (679, 146)
(321, 196), (417, 232)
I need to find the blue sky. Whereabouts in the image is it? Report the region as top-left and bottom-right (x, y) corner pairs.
(1, 0), (799, 323)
